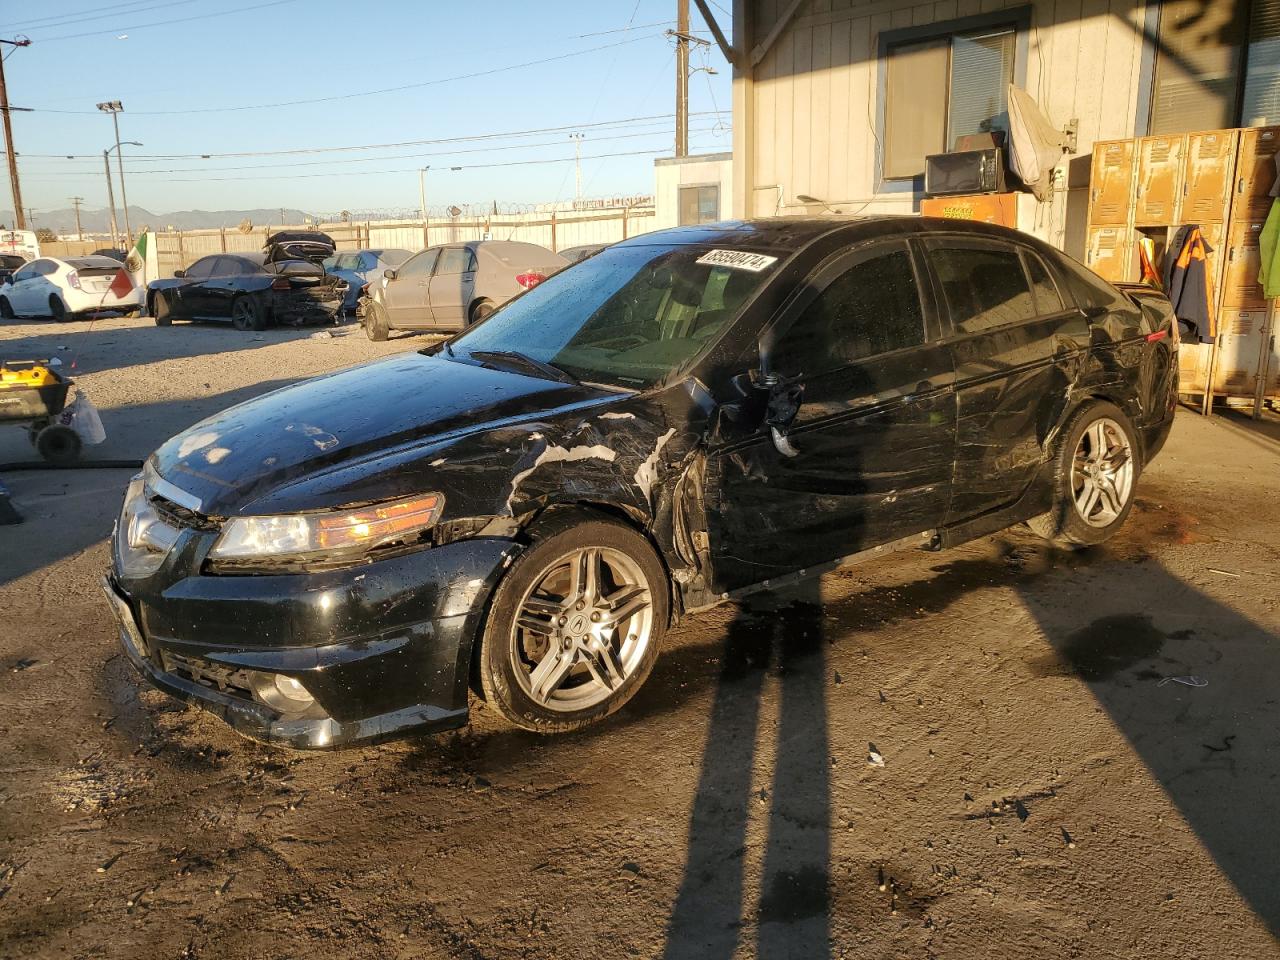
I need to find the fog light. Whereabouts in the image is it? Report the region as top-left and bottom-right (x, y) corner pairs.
(251, 672), (316, 714)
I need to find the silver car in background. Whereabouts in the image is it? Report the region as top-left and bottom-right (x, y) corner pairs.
(359, 240), (566, 340)
(323, 248), (413, 314)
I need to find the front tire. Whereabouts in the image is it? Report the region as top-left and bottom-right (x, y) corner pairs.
(478, 512), (668, 733)
(231, 296), (266, 332)
(152, 292), (173, 326)
(1028, 400), (1139, 547)
(364, 300), (390, 341)
(0, 296), (13, 320)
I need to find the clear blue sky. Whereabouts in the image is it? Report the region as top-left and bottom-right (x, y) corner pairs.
(7, 0), (733, 218)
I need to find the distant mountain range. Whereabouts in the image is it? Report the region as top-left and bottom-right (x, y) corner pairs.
(1, 207), (317, 235)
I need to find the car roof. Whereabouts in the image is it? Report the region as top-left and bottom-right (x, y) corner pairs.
(470, 240), (566, 267)
(66, 256), (125, 268)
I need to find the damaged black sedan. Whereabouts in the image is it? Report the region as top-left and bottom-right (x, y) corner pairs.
(104, 218), (1178, 748)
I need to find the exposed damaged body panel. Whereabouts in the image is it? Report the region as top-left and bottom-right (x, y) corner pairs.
(107, 217), (1179, 748)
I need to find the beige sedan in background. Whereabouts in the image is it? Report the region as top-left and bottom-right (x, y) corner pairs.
(359, 240), (566, 339)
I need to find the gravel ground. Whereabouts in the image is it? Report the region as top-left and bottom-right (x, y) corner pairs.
(2, 314), (1279, 960)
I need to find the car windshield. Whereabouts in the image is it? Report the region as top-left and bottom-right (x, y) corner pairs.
(447, 243), (776, 389)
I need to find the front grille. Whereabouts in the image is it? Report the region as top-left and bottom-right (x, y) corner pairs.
(151, 493), (219, 532)
(160, 650), (255, 702)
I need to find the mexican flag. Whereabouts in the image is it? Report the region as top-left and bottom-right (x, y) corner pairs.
(108, 233), (147, 299)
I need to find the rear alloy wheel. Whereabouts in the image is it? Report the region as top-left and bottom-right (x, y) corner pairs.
(49, 295), (72, 322)
(364, 300), (390, 341)
(0, 297), (13, 319)
(152, 292), (173, 326)
(231, 296), (266, 332)
(469, 299), (494, 325)
(1028, 401), (1138, 547)
(479, 514), (667, 733)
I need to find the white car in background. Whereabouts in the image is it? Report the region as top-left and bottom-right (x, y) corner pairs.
(0, 255), (143, 321)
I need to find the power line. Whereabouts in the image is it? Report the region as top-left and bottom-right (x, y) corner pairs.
(20, 124), (726, 176)
(9, 0), (197, 33)
(26, 33), (664, 114)
(6, 110), (728, 161)
(25, 0), (302, 44)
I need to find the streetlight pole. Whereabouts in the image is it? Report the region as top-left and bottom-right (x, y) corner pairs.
(102, 150), (119, 247)
(97, 101), (131, 244)
(419, 166), (429, 246)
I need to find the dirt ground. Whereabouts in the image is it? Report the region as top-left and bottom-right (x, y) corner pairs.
(2, 314), (1279, 960)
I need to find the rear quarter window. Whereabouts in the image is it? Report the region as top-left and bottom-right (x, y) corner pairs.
(1055, 252), (1123, 310)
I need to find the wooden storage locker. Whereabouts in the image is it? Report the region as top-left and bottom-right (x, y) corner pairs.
(1086, 226), (1132, 282)
(1221, 220), (1267, 308)
(1178, 342), (1213, 395)
(1135, 134), (1185, 224)
(1089, 140), (1136, 225)
(1233, 126), (1280, 221)
(1183, 130), (1238, 223)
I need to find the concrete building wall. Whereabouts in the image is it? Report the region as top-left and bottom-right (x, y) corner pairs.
(654, 153), (735, 230)
(733, 0), (1151, 255)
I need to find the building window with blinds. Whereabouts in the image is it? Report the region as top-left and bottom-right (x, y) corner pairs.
(1150, 0), (1280, 133)
(678, 185), (720, 225)
(882, 26), (1017, 181)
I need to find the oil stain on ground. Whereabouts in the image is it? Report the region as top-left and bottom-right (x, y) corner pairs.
(1039, 614), (1168, 680)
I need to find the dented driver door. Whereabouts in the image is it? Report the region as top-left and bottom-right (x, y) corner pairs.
(705, 240), (956, 592)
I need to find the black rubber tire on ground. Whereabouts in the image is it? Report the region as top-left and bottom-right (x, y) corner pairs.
(469, 299), (495, 325)
(1027, 400), (1140, 548)
(0, 296), (13, 320)
(478, 511), (668, 734)
(364, 300), (390, 341)
(152, 292), (173, 326)
(231, 296), (267, 332)
(35, 424), (82, 465)
(49, 296), (72, 322)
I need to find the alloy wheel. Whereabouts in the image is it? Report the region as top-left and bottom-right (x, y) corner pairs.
(1070, 417), (1134, 528)
(509, 546), (654, 712)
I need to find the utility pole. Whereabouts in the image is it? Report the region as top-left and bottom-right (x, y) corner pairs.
(69, 196), (84, 240)
(0, 37), (32, 230)
(675, 0), (689, 157)
(280, 207), (286, 225)
(569, 133), (584, 204)
(102, 150), (120, 247)
(25, 207), (34, 229)
(419, 166), (429, 245)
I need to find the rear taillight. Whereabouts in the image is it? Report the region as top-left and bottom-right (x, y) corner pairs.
(1146, 329), (1169, 343)
(271, 278), (291, 291)
(66, 271), (81, 290)
(515, 271), (547, 290)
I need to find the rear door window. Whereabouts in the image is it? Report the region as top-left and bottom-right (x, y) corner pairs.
(927, 241), (1037, 334)
(435, 247), (472, 275)
(770, 242), (926, 376)
(185, 257), (218, 280)
(1024, 251), (1065, 314)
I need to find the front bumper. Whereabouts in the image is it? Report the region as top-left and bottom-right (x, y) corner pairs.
(104, 536), (518, 749)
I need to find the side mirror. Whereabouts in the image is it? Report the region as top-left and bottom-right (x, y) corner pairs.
(384, 268), (398, 281)
(760, 369), (805, 459)
(173, 269), (185, 278)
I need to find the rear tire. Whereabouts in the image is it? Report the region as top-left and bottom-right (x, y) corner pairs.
(1027, 400), (1139, 547)
(35, 424), (82, 465)
(231, 296), (266, 332)
(478, 512), (668, 733)
(469, 299), (494, 325)
(49, 296), (71, 322)
(152, 292), (173, 326)
(364, 300), (390, 341)
(0, 297), (13, 320)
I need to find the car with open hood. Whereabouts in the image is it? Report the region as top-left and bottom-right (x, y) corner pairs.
(145, 231), (346, 330)
(104, 217), (1178, 748)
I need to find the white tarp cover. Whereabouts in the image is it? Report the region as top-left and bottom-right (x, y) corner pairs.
(1007, 84), (1069, 201)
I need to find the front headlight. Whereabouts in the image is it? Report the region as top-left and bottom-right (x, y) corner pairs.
(116, 474), (180, 577)
(209, 493), (444, 560)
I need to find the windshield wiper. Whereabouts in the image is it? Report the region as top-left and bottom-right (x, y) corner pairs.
(468, 350), (579, 385)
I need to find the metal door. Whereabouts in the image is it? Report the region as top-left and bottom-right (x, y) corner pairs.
(1086, 227), (1132, 282)
(1233, 126), (1280, 222)
(1135, 134), (1185, 225)
(1183, 130), (1238, 224)
(1211, 310), (1267, 397)
(427, 246), (475, 328)
(1090, 140), (1136, 226)
(383, 249), (437, 327)
(1221, 221), (1266, 309)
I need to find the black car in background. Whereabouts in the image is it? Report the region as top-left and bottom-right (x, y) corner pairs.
(145, 231), (346, 330)
(104, 217), (1178, 748)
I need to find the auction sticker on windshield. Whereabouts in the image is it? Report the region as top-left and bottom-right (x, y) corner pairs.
(695, 249), (779, 272)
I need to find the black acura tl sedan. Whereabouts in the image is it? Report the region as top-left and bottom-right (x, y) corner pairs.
(103, 218), (1178, 748)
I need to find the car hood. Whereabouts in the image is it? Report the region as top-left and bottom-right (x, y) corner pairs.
(150, 352), (625, 516)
